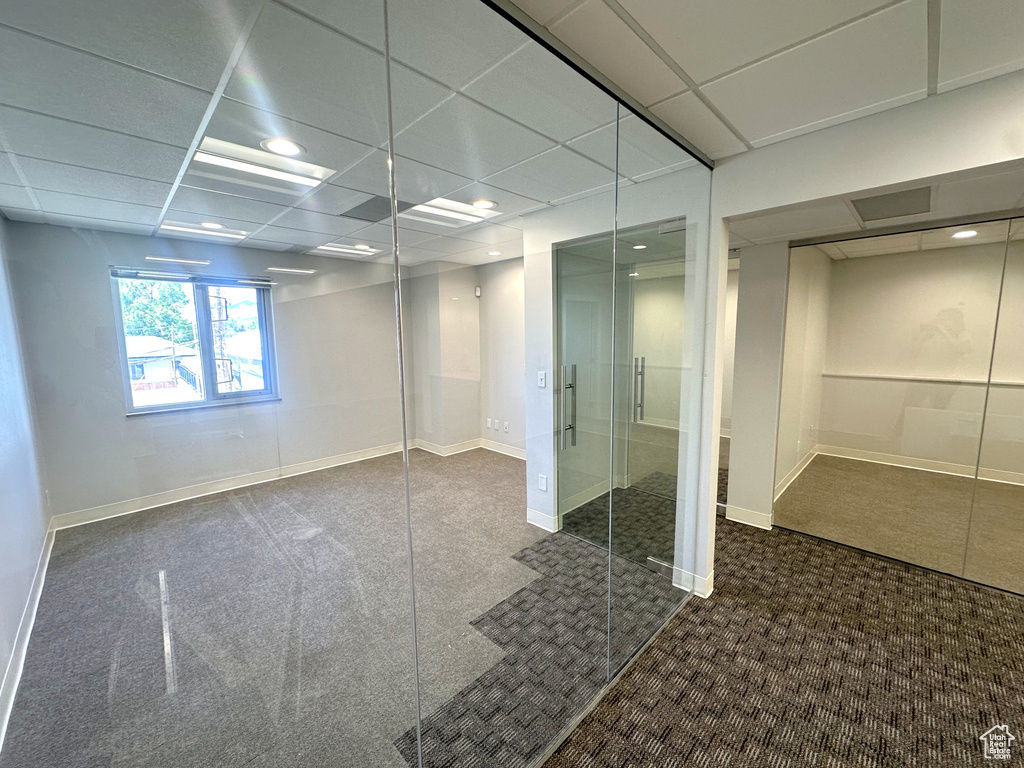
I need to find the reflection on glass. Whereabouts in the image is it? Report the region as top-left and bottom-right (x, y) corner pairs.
(208, 285), (266, 394)
(117, 277), (205, 408)
(774, 221), (1012, 581)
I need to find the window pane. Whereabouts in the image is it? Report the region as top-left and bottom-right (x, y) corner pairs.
(208, 285), (267, 394)
(118, 278), (205, 408)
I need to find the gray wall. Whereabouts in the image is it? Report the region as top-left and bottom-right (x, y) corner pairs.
(0, 216), (48, 708)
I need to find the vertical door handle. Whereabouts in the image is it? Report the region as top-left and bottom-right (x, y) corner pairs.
(633, 357), (640, 422)
(560, 364), (577, 449)
(638, 356), (646, 421)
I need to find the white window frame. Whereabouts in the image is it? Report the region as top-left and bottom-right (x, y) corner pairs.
(111, 268), (280, 415)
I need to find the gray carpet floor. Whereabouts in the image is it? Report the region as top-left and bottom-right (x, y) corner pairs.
(774, 454), (1024, 595)
(545, 517), (1024, 767)
(0, 448), (686, 768)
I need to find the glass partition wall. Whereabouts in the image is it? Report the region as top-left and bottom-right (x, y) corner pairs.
(774, 219), (1024, 596)
(0, 1), (710, 767)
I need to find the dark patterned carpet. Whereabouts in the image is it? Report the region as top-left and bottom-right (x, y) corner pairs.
(395, 533), (684, 768)
(562, 486), (676, 565)
(545, 518), (1024, 767)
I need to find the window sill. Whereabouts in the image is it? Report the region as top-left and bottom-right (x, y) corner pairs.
(126, 395), (282, 417)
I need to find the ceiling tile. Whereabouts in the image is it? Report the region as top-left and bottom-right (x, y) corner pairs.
(168, 186), (290, 224)
(0, 0), (261, 91)
(483, 146), (614, 203)
(0, 183), (34, 210)
(296, 185), (375, 216)
(550, 0), (688, 107)
(702, 0), (927, 147)
(445, 237), (524, 265)
(446, 223), (524, 246)
(931, 167), (1024, 217)
(17, 157), (172, 207)
(272, 208), (371, 237)
(650, 92), (746, 159)
(178, 169), (310, 207)
(569, 113), (699, 178)
(0, 27), (209, 148)
(348, 221), (438, 247)
(246, 225), (336, 248)
(395, 94), (555, 179)
(443, 181), (547, 217)
(617, 0), (893, 84)
(389, 0), (526, 90)
(414, 235), (480, 255)
(44, 213), (154, 235)
(223, 3), (448, 148)
(206, 99), (376, 175)
(938, 0), (1024, 92)
(274, 0), (385, 49)
(34, 190), (162, 226)
(334, 149), (471, 203)
(0, 154), (21, 186)
(0, 106), (188, 182)
(728, 200), (860, 243)
(238, 238), (297, 252)
(509, 0), (578, 26)
(463, 41), (615, 141)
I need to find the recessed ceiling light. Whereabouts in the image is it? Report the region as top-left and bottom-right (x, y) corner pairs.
(473, 200), (496, 209)
(145, 256), (211, 266)
(629, 272), (639, 277)
(632, 244), (647, 250)
(451, 297), (460, 301)
(260, 137), (304, 157)
(952, 230), (977, 239)
(199, 222), (223, 230)
(354, 244), (372, 250)
(193, 151), (321, 188)
(267, 266), (317, 275)
(487, 250), (502, 256)
(159, 224), (245, 239)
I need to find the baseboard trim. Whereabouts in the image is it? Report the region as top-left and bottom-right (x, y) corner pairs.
(49, 442), (407, 531)
(816, 445), (980, 479)
(774, 447), (818, 500)
(526, 507), (557, 532)
(560, 480), (610, 515)
(414, 438), (526, 460)
(0, 529), (54, 754)
(478, 439), (527, 460)
(726, 504), (772, 530)
(673, 567), (713, 598)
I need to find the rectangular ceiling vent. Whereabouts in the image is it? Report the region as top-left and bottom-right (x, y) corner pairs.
(851, 186), (931, 222)
(339, 196), (414, 222)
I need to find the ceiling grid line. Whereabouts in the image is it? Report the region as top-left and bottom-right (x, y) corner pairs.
(151, 0), (270, 234)
(597, 0), (754, 150)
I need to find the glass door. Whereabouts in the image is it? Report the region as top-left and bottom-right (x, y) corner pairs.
(556, 233), (616, 549)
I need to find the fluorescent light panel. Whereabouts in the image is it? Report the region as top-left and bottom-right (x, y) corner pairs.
(267, 267), (317, 275)
(193, 151), (321, 188)
(315, 244), (381, 256)
(160, 224), (245, 239)
(410, 204), (484, 223)
(145, 256), (210, 266)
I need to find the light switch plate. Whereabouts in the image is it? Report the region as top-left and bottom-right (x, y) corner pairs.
(538, 475), (547, 491)
(537, 371), (546, 388)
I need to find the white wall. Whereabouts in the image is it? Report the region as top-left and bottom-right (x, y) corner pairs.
(775, 246), (831, 494)
(720, 267), (739, 433)
(0, 216), (48, 733)
(632, 275), (685, 427)
(726, 243), (788, 528)
(479, 259), (526, 455)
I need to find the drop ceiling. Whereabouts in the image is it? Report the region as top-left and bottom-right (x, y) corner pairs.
(510, 0), (1024, 161)
(0, 0), (695, 266)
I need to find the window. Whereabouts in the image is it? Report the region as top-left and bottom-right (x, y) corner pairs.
(112, 270), (278, 413)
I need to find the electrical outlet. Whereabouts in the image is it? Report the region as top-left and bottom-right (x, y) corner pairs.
(486, 418), (492, 428)
(538, 475), (547, 491)
(503, 422), (509, 432)
(537, 371), (546, 388)
(493, 416), (499, 429)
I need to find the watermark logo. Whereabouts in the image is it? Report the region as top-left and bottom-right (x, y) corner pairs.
(980, 725), (1015, 760)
